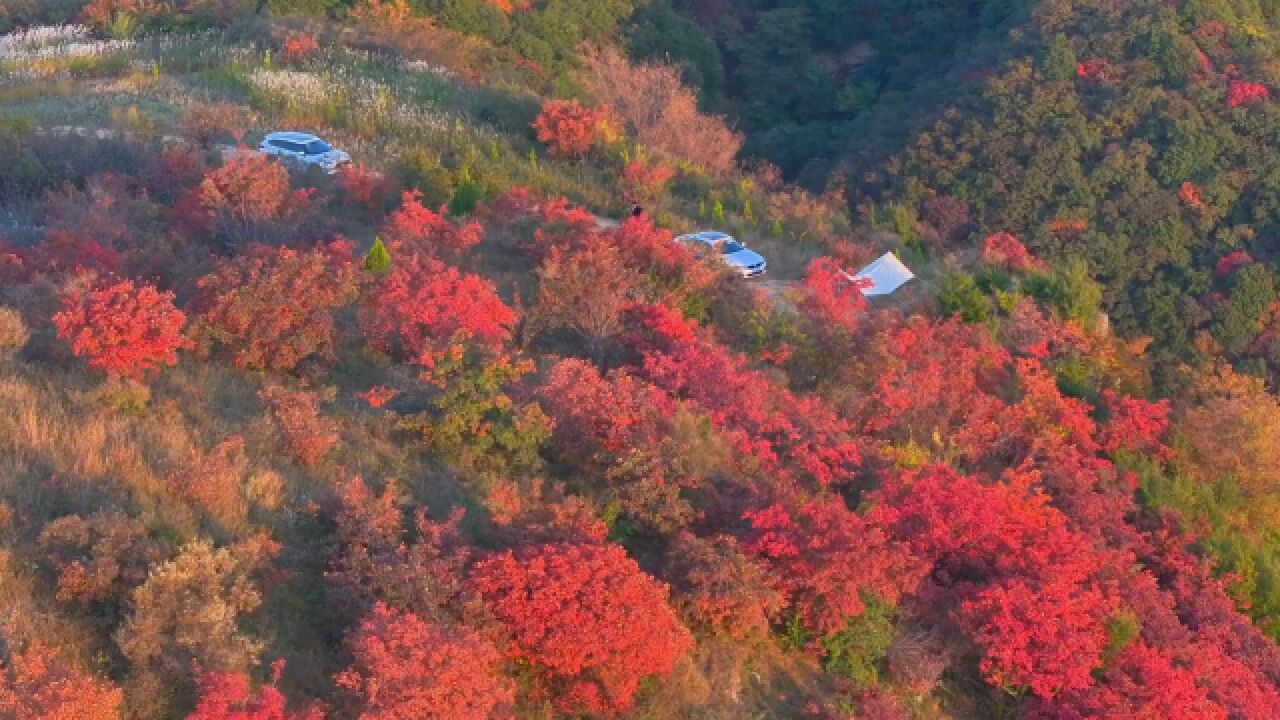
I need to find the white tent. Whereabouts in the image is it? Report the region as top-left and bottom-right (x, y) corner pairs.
(850, 252), (915, 296)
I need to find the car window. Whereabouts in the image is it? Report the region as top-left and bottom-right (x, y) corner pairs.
(306, 140), (330, 154)
(720, 239), (745, 254)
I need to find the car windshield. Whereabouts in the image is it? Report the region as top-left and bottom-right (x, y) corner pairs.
(306, 140), (330, 154)
(719, 239), (745, 254)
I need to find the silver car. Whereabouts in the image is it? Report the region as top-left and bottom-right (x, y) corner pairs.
(675, 231), (767, 278)
(258, 131), (350, 174)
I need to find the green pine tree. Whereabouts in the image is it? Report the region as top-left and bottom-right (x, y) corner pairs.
(364, 236), (391, 274)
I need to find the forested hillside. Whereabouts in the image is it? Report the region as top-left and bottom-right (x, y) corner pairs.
(3, 1), (1280, 719)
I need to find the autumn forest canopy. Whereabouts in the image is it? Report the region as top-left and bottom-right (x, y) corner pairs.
(8, 0), (1280, 719)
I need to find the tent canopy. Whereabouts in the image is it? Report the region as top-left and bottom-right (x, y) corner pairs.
(853, 252), (915, 296)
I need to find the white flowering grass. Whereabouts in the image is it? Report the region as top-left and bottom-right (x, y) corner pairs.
(0, 25), (136, 79)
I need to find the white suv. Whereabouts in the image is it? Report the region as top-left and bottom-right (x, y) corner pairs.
(258, 131), (350, 174)
(675, 231), (767, 278)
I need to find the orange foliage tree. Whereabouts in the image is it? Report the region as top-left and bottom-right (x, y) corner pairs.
(581, 46), (743, 175)
(334, 603), (514, 720)
(468, 542), (692, 716)
(532, 99), (620, 157)
(53, 278), (190, 380)
(0, 642), (123, 720)
(185, 153), (312, 245)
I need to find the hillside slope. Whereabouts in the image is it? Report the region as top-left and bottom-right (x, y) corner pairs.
(2, 3), (1280, 720)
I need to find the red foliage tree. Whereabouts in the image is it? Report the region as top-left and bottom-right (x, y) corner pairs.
(192, 240), (358, 372)
(1097, 388), (1170, 456)
(1180, 181), (1206, 211)
(743, 501), (923, 636)
(326, 477), (469, 618)
(336, 164), (390, 211)
(53, 278), (189, 379)
(794, 257), (870, 334)
(23, 230), (123, 278)
(468, 542), (692, 717)
(620, 157), (675, 202)
(534, 358), (709, 528)
(1214, 250), (1253, 278)
(1027, 644), (1227, 720)
(638, 330), (862, 490)
(611, 216), (720, 307)
(1075, 58), (1108, 81)
(279, 33), (319, 63)
(873, 467), (1121, 698)
(1228, 80), (1270, 107)
(981, 232), (1047, 272)
(0, 642), (123, 720)
(380, 191), (481, 259)
(359, 253), (515, 367)
(854, 315), (1011, 463)
(532, 99), (619, 157)
(186, 663), (323, 720)
(334, 603), (514, 720)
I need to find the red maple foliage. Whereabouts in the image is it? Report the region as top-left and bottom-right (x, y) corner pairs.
(336, 164), (390, 211)
(795, 257), (870, 334)
(1179, 181), (1206, 210)
(1097, 388), (1170, 456)
(334, 603), (514, 720)
(522, 196), (600, 260)
(620, 157), (676, 202)
(981, 232), (1048, 272)
(638, 323), (862, 490)
(874, 466), (1120, 698)
(380, 191), (481, 259)
(611, 216), (720, 306)
(1214, 250), (1253, 277)
(1075, 58), (1109, 81)
(532, 99), (620, 157)
(1228, 80), (1270, 107)
(530, 241), (638, 355)
(22, 230), (123, 279)
(186, 662), (323, 720)
(743, 501), (923, 637)
(855, 315), (1011, 461)
(326, 477), (469, 618)
(280, 33), (319, 63)
(53, 278), (189, 379)
(533, 358), (705, 528)
(192, 240), (359, 372)
(356, 385), (398, 409)
(468, 541), (692, 717)
(0, 642), (123, 720)
(1027, 644), (1227, 720)
(359, 252), (515, 367)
